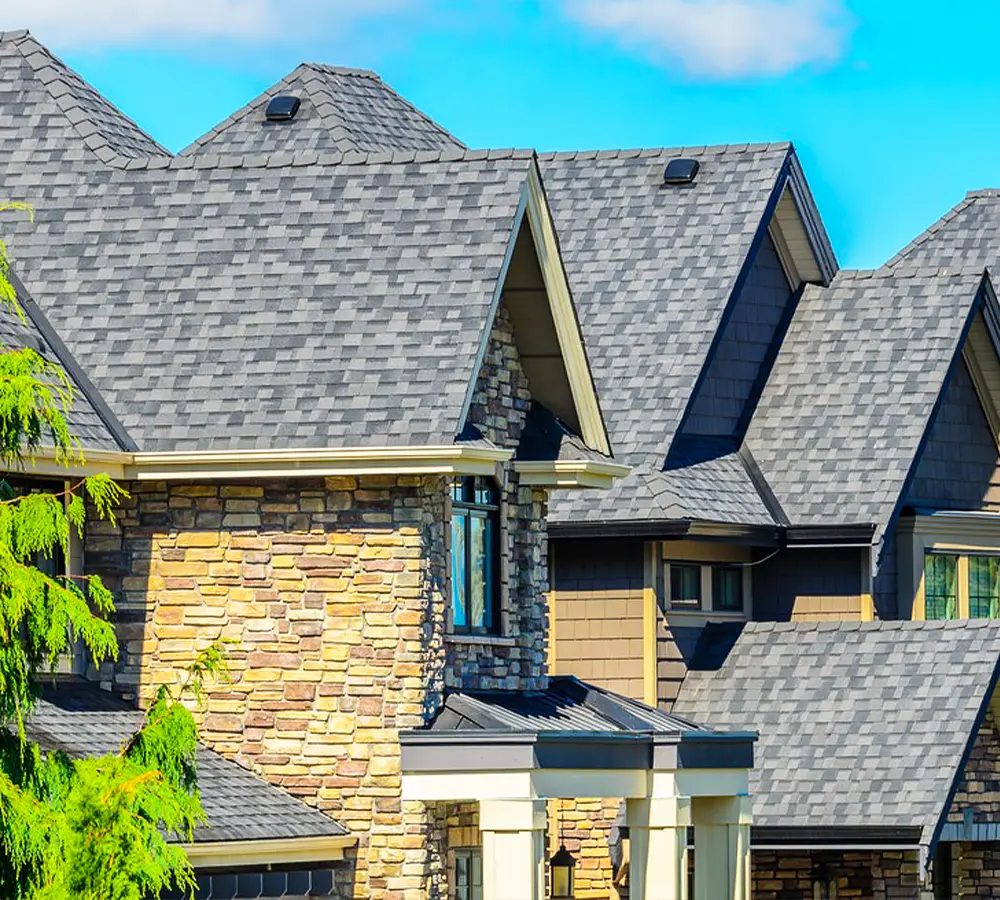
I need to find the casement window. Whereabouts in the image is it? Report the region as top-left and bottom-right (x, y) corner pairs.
(450, 477), (501, 635)
(453, 848), (483, 900)
(923, 551), (1000, 620)
(662, 560), (748, 615)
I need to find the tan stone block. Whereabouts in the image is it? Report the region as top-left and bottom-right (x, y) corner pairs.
(221, 486), (264, 498)
(176, 532), (222, 548)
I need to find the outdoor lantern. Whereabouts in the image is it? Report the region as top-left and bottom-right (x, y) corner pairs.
(550, 844), (576, 898)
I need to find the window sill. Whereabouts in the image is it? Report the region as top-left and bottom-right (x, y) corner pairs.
(445, 634), (517, 647)
(664, 609), (748, 622)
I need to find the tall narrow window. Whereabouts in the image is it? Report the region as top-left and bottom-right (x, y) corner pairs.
(969, 556), (1000, 619)
(454, 848), (483, 900)
(450, 477), (501, 635)
(924, 553), (958, 620)
(712, 567), (743, 613)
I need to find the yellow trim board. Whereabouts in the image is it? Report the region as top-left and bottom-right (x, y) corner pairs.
(181, 834), (356, 868)
(523, 165), (612, 457)
(642, 542), (659, 707)
(513, 459), (629, 489)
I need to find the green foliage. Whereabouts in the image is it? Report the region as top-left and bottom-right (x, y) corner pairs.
(0, 204), (220, 898)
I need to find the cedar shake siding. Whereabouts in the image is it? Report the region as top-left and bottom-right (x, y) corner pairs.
(551, 539), (645, 699)
(752, 547), (865, 621)
(682, 232), (795, 439)
(906, 358), (1000, 513)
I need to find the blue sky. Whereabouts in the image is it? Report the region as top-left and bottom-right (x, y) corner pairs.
(6, 0), (999, 269)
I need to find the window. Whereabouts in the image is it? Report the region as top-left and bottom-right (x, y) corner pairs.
(924, 553), (958, 620)
(969, 556), (1000, 619)
(454, 848), (483, 900)
(669, 564), (701, 608)
(932, 843), (953, 899)
(450, 477), (501, 635)
(663, 559), (748, 615)
(712, 567), (743, 612)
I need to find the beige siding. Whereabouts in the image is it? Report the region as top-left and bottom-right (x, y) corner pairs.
(552, 540), (645, 699)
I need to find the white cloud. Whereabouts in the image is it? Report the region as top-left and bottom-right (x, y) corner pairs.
(565, 0), (853, 78)
(2, 0), (411, 48)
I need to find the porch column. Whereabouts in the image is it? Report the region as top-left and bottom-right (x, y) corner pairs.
(626, 796), (691, 900)
(692, 796), (752, 900)
(479, 799), (546, 900)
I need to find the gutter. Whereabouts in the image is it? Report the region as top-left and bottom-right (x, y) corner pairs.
(180, 834), (356, 868)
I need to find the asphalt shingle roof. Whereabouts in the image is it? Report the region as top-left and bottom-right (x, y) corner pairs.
(26, 680), (347, 844)
(744, 267), (988, 528)
(183, 63), (463, 157)
(674, 620), (1000, 843)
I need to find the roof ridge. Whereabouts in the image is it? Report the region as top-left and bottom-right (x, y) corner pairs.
(303, 62), (381, 80)
(116, 146), (538, 172)
(536, 141), (792, 161)
(5, 31), (170, 162)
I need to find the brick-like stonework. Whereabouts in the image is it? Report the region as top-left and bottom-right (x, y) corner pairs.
(752, 850), (924, 898)
(948, 709), (1000, 824)
(82, 302), (550, 899)
(550, 798), (620, 897)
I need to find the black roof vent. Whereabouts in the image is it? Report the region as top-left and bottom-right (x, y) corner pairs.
(664, 158), (700, 185)
(265, 95), (301, 122)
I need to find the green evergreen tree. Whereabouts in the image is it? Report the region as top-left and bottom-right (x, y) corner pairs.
(0, 202), (216, 899)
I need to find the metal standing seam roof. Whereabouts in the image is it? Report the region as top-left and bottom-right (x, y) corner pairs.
(23, 681), (348, 844)
(428, 676), (713, 734)
(673, 620), (1000, 844)
(744, 266), (991, 530)
(181, 62), (464, 157)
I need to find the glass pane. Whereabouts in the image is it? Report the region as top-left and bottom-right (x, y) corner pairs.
(471, 851), (482, 888)
(470, 515), (487, 629)
(924, 554), (958, 620)
(969, 556), (1000, 619)
(451, 514), (468, 629)
(712, 567), (743, 612)
(456, 855), (469, 886)
(670, 565), (701, 607)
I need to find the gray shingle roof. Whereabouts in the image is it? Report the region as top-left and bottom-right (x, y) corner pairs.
(0, 31), (168, 161)
(744, 267), (988, 528)
(26, 680), (347, 844)
(542, 144), (793, 526)
(0, 145), (534, 450)
(673, 620), (1000, 843)
(182, 62), (463, 157)
(428, 675), (709, 734)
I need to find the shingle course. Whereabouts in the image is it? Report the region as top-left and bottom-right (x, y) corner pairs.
(674, 620), (1000, 842)
(744, 267), (988, 528)
(25, 681), (348, 843)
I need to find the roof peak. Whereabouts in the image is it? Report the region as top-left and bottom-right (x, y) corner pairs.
(302, 61), (382, 80)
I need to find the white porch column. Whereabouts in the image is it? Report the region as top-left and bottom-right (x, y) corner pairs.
(479, 799), (546, 900)
(626, 796), (691, 900)
(692, 796), (752, 900)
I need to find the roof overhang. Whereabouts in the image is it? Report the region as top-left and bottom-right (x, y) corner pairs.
(400, 729), (756, 774)
(548, 518), (781, 544)
(181, 834), (356, 869)
(784, 523), (877, 548)
(750, 825), (922, 851)
(514, 459), (630, 489)
(21, 444), (514, 481)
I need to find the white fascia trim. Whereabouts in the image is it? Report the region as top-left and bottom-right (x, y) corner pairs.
(181, 834), (355, 868)
(27, 445), (513, 482)
(514, 459), (630, 489)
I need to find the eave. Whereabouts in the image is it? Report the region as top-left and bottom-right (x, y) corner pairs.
(548, 518), (781, 544)
(181, 834), (356, 869)
(24, 444), (514, 481)
(513, 459), (630, 489)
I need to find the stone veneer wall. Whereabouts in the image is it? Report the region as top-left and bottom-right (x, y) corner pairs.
(82, 303), (549, 899)
(751, 850), (925, 898)
(948, 709), (1000, 825)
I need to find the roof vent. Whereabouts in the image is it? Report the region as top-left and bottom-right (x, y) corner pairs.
(664, 158), (700, 185)
(265, 95), (301, 122)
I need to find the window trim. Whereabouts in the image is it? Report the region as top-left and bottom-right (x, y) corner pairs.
(448, 477), (503, 636)
(661, 558), (751, 618)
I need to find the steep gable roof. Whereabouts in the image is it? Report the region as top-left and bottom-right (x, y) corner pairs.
(0, 30), (168, 161)
(675, 620), (1000, 851)
(182, 62), (463, 157)
(745, 267), (991, 529)
(0, 149), (535, 451)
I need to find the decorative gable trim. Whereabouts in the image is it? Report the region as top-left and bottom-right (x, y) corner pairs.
(513, 459), (629, 489)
